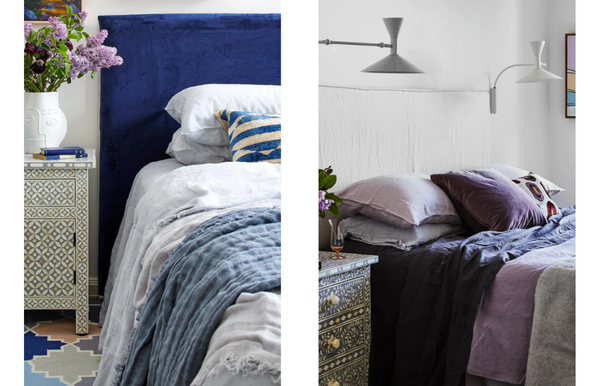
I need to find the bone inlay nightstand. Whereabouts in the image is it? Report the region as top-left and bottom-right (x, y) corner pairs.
(24, 150), (96, 335)
(318, 251), (378, 386)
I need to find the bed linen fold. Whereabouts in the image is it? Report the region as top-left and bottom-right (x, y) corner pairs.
(343, 206), (575, 386)
(117, 206), (281, 386)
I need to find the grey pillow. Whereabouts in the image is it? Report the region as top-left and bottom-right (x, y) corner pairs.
(166, 128), (232, 165)
(341, 215), (467, 250)
(337, 173), (463, 228)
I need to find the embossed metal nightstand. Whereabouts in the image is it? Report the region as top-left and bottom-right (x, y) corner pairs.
(318, 251), (378, 386)
(24, 150), (96, 335)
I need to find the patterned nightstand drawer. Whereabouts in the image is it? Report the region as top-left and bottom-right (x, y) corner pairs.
(319, 355), (367, 386)
(319, 316), (367, 363)
(24, 179), (76, 207)
(319, 252), (378, 386)
(319, 274), (366, 320)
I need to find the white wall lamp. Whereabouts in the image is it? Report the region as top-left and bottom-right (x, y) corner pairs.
(319, 17), (424, 73)
(490, 40), (562, 114)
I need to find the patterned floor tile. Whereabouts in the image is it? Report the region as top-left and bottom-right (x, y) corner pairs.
(24, 331), (65, 361)
(74, 335), (101, 355)
(29, 345), (101, 384)
(74, 376), (96, 386)
(31, 319), (101, 343)
(25, 362), (66, 386)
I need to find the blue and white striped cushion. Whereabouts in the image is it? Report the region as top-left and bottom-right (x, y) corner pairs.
(215, 109), (281, 163)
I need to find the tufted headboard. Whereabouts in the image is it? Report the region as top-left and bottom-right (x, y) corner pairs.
(97, 13), (281, 294)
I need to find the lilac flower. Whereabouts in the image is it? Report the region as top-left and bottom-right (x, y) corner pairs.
(87, 30), (108, 48)
(24, 22), (33, 40)
(48, 17), (68, 40)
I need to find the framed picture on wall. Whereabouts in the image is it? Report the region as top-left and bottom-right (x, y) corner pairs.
(24, 1), (83, 23)
(566, 33), (576, 118)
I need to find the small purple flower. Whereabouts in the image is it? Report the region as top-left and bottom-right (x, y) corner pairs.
(319, 190), (333, 212)
(86, 30), (108, 48)
(24, 42), (37, 55)
(48, 16), (68, 40)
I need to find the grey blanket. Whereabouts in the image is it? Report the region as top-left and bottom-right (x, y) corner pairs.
(525, 257), (575, 386)
(116, 206), (281, 386)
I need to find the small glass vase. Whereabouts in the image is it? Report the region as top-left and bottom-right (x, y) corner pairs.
(328, 219), (345, 260)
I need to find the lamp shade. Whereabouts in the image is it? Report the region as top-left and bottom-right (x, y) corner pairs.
(361, 18), (424, 73)
(516, 41), (562, 83)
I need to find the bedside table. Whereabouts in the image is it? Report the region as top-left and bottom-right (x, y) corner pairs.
(24, 149), (96, 335)
(318, 251), (378, 386)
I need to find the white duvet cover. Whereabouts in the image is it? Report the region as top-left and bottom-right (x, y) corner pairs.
(94, 161), (281, 386)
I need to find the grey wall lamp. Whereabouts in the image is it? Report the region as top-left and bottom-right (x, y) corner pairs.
(319, 17), (424, 73)
(490, 41), (562, 114)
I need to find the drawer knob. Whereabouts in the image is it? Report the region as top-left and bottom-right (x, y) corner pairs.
(326, 293), (340, 306)
(328, 336), (340, 349)
(328, 380), (340, 386)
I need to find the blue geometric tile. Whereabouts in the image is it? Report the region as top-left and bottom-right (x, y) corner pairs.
(24, 362), (66, 386)
(74, 335), (101, 355)
(24, 331), (65, 361)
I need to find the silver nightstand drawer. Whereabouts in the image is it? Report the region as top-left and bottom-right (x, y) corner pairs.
(319, 354), (367, 386)
(319, 275), (367, 320)
(24, 179), (76, 208)
(319, 316), (367, 364)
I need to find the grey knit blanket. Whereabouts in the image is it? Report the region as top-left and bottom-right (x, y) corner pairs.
(525, 257), (575, 386)
(116, 206), (281, 386)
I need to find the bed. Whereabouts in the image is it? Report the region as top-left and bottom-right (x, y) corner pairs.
(319, 86), (575, 386)
(94, 14), (282, 386)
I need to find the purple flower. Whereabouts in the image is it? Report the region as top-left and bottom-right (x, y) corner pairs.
(36, 48), (52, 62)
(24, 22), (33, 40)
(48, 16), (68, 40)
(31, 59), (46, 74)
(24, 42), (37, 55)
(64, 41), (73, 51)
(319, 190), (333, 212)
(87, 30), (108, 48)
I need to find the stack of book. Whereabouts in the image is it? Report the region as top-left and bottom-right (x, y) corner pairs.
(32, 146), (88, 160)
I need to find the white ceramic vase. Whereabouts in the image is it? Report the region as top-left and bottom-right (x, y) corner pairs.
(24, 92), (67, 154)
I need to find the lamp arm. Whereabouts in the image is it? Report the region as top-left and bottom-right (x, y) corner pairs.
(492, 62), (548, 88)
(319, 39), (392, 48)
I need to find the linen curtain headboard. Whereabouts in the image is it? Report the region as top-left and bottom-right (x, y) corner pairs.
(98, 14), (281, 294)
(319, 86), (491, 190)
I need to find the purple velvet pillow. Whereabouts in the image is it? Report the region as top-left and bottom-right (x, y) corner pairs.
(430, 169), (547, 233)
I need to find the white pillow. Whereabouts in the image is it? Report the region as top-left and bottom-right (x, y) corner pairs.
(166, 128), (232, 165)
(165, 84), (281, 146)
(469, 164), (565, 197)
(337, 173), (463, 228)
(341, 215), (467, 250)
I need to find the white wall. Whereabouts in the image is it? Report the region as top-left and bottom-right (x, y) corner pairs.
(319, 0), (575, 206)
(34, 0), (281, 293)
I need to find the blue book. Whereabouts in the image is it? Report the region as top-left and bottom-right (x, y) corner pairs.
(33, 153), (88, 160)
(40, 146), (85, 155)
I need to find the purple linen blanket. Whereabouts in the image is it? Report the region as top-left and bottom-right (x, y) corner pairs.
(467, 238), (575, 384)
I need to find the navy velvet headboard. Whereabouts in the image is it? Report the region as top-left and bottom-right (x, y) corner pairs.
(98, 14), (281, 295)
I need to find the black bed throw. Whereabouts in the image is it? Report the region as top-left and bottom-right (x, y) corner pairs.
(344, 206), (576, 386)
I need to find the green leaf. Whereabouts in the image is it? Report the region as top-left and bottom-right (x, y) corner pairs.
(82, 32), (89, 39)
(319, 211), (326, 219)
(328, 203), (340, 217)
(319, 175), (337, 191)
(325, 193), (343, 205)
(66, 4), (73, 18)
(75, 27), (84, 32)
(90, 71), (96, 79)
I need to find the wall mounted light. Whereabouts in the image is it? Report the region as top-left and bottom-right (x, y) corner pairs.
(319, 17), (424, 74)
(490, 41), (562, 114)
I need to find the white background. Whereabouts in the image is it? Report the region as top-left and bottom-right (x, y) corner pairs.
(5, 0), (597, 384)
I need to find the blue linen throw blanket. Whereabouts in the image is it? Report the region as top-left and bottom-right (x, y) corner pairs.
(116, 206), (281, 386)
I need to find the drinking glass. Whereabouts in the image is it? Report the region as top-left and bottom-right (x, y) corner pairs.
(329, 219), (345, 259)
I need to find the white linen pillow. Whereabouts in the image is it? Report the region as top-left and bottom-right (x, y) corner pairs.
(165, 84), (281, 146)
(341, 215), (467, 250)
(166, 128), (232, 165)
(469, 164), (565, 197)
(337, 173), (463, 228)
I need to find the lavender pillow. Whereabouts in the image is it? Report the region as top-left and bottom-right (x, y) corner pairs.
(430, 169), (547, 233)
(337, 173), (463, 228)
